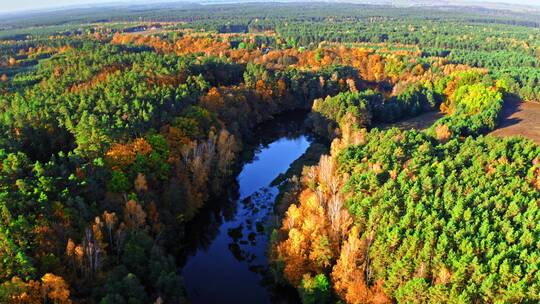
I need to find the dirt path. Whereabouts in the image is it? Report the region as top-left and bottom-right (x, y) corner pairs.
(491, 97), (540, 144)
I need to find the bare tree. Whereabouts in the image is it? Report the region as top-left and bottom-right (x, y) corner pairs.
(318, 155), (335, 190)
(83, 228), (102, 278)
(103, 211), (117, 249)
(328, 194), (344, 234)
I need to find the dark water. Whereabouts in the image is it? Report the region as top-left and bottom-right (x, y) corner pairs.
(181, 111), (313, 304)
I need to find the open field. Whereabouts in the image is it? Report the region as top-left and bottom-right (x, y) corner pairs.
(491, 97), (540, 144)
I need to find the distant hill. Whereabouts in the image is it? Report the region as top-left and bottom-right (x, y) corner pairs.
(1, 0), (539, 26)
(199, 0), (540, 11)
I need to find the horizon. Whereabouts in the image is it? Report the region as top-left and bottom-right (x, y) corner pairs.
(2, 0), (540, 15)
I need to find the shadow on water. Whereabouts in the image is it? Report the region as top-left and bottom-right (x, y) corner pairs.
(180, 110), (319, 304)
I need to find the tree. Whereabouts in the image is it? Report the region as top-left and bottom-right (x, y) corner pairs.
(42, 273), (72, 303)
(299, 273), (331, 304)
(108, 170), (130, 193)
(0, 274), (71, 304)
(435, 124), (451, 143)
(103, 211), (118, 248)
(216, 129), (237, 176)
(394, 278), (430, 304)
(331, 226), (385, 303)
(124, 200), (146, 230)
(134, 173), (148, 192)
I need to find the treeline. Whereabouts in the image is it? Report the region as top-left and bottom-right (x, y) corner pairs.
(422, 49), (540, 102)
(308, 83), (439, 139)
(3, 3), (540, 30)
(3, 3), (539, 100)
(111, 5), (540, 102)
(434, 71), (504, 138)
(307, 69), (503, 141)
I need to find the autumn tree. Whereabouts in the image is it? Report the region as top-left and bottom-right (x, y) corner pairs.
(216, 129), (237, 177)
(0, 274), (72, 304)
(42, 273), (72, 304)
(332, 227), (390, 304)
(124, 200), (147, 230)
(435, 124), (451, 143)
(134, 173), (148, 192)
(103, 211), (118, 248)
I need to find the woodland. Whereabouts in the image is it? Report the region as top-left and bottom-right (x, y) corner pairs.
(0, 2), (539, 303)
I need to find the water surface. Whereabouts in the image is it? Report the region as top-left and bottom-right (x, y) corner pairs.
(181, 112), (312, 303)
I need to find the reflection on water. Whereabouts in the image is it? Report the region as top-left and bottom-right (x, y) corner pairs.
(181, 111), (313, 303)
(238, 136), (312, 199)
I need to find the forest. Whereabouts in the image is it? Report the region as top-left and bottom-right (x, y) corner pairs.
(0, 2), (539, 303)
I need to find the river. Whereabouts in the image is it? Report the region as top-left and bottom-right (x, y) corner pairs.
(181, 111), (317, 303)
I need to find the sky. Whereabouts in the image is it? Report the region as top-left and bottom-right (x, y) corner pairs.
(0, 0), (139, 13)
(1, 0), (540, 14)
